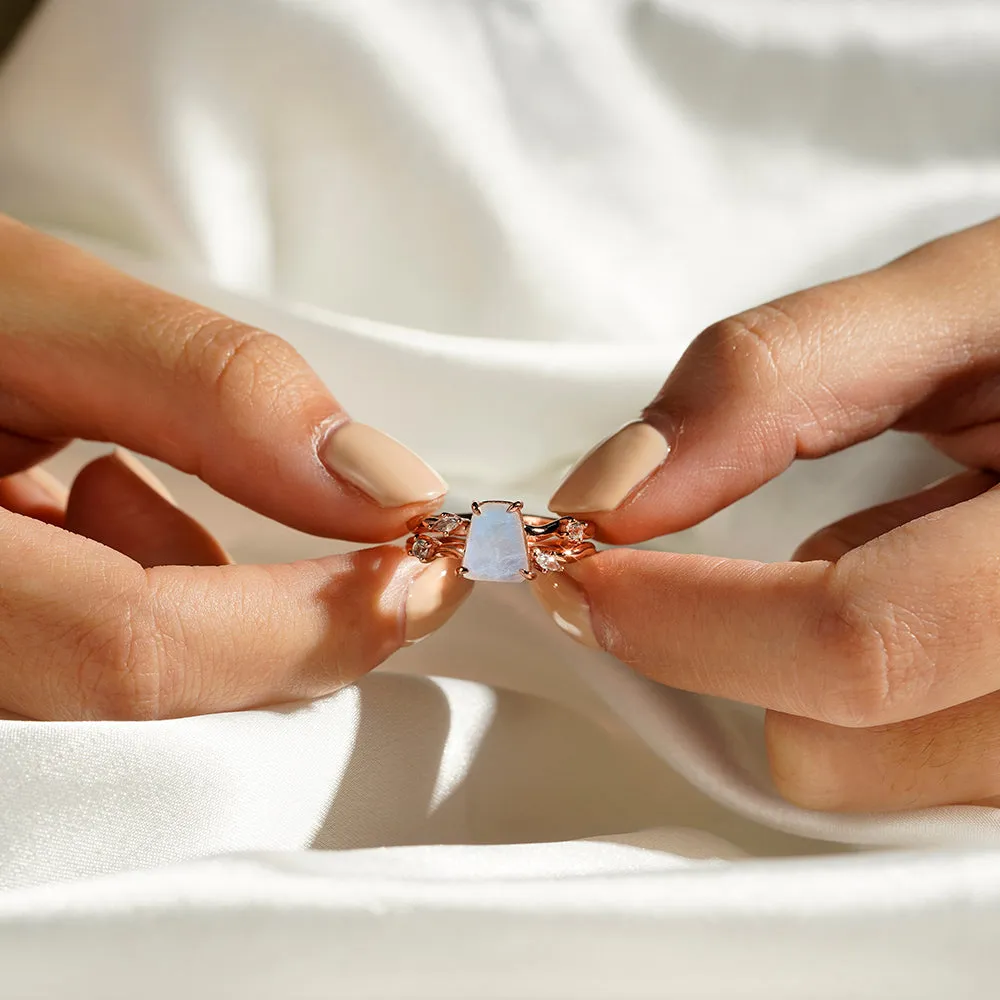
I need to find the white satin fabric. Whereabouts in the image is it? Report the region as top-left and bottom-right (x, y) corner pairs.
(2, 1), (1000, 996)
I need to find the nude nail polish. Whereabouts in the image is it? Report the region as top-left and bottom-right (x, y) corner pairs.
(404, 561), (474, 645)
(320, 422), (447, 508)
(531, 572), (600, 649)
(549, 421), (669, 514)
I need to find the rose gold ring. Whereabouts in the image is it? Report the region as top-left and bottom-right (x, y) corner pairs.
(406, 500), (596, 583)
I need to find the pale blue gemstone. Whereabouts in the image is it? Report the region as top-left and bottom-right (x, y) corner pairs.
(461, 501), (530, 583)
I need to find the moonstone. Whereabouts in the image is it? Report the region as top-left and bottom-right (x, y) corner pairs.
(461, 501), (530, 583)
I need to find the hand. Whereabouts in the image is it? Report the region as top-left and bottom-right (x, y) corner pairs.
(535, 217), (1000, 813)
(0, 216), (470, 720)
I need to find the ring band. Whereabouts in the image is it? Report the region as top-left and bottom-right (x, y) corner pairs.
(406, 500), (596, 582)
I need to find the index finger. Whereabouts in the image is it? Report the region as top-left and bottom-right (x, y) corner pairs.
(0, 217), (445, 542)
(549, 217), (1000, 543)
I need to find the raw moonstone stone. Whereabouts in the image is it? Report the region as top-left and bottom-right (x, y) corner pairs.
(461, 502), (530, 583)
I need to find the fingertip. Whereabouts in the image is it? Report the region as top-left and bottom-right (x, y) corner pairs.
(319, 421), (447, 510)
(548, 421), (670, 518)
(0, 466), (68, 525)
(565, 506), (669, 546)
(238, 418), (448, 545)
(67, 451), (230, 567)
(349, 493), (452, 544)
(531, 568), (601, 649)
(402, 559), (474, 645)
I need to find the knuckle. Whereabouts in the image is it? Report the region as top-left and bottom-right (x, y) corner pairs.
(812, 565), (933, 728)
(150, 310), (320, 423)
(712, 300), (810, 370)
(697, 302), (856, 456)
(68, 592), (164, 721)
(185, 319), (307, 411)
(697, 310), (789, 392)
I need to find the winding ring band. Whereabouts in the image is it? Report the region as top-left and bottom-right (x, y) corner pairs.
(406, 500), (596, 582)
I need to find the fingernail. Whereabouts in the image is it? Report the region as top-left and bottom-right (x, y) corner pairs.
(531, 571), (600, 649)
(112, 448), (176, 504)
(22, 466), (69, 506)
(404, 561), (474, 645)
(320, 422), (447, 508)
(549, 421), (669, 513)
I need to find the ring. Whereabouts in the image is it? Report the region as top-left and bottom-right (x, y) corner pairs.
(406, 500), (597, 582)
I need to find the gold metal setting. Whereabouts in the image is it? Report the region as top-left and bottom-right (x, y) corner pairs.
(405, 501), (597, 580)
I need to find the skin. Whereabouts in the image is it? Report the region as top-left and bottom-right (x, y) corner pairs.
(0, 215), (447, 721)
(559, 216), (1000, 813)
(11, 203), (1000, 816)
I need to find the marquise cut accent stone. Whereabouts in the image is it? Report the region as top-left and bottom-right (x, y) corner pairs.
(461, 501), (529, 583)
(533, 549), (562, 573)
(435, 514), (462, 534)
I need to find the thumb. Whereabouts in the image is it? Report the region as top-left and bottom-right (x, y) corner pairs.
(0, 217), (445, 542)
(0, 507), (472, 721)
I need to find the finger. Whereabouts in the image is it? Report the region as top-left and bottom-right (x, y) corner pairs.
(0, 217), (445, 541)
(0, 428), (67, 478)
(766, 692), (1000, 812)
(0, 510), (472, 720)
(534, 482), (1000, 727)
(65, 449), (230, 567)
(548, 218), (1000, 543)
(794, 470), (999, 561)
(535, 549), (849, 722)
(0, 466), (67, 525)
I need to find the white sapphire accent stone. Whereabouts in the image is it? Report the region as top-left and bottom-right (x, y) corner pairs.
(460, 501), (530, 583)
(435, 514), (462, 534)
(411, 537), (433, 561)
(533, 549), (562, 573)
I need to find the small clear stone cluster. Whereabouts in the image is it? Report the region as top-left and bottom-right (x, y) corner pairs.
(530, 518), (589, 573)
(411, 513), (465, 563)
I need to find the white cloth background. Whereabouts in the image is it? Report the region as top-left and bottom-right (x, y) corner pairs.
(1, 1), (1000, 996)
